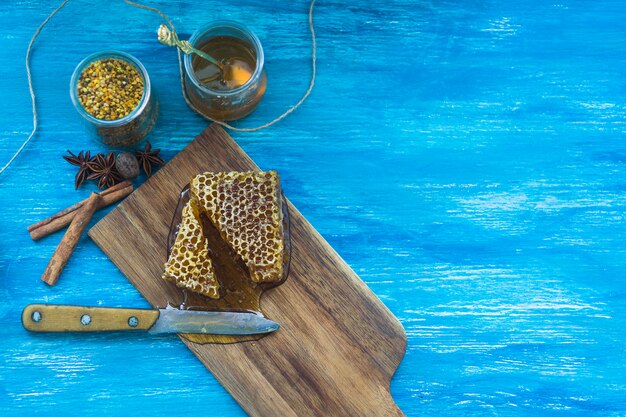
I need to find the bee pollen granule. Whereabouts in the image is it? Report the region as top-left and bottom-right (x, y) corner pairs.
(77, 58), (144, 121)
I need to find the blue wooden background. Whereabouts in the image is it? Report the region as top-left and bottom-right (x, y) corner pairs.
(2, 0), (626, 415)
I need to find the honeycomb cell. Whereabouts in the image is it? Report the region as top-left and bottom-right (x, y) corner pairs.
(190, 170), (285, 283)
(162, 199), (220, 299)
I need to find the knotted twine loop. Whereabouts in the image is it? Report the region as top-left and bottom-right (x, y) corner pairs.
(0, 0), (316, 176)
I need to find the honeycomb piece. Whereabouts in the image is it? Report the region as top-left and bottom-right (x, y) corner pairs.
(162, 199), (220, 298)
(191, 170), (285, 283)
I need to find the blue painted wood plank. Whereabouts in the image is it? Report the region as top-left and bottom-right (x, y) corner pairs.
(1, 0), (626, 415)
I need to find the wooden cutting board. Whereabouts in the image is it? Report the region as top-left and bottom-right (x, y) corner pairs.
(89, 125), (407, 417)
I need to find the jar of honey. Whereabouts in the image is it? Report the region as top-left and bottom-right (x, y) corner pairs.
(183, 21), (267, 121)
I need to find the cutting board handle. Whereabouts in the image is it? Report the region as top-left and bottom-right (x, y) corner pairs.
(22, 304), (159, 332)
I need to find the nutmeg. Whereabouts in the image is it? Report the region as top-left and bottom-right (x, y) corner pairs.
(115, 152), (140, 180)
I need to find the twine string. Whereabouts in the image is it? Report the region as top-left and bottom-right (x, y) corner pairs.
(157, 24), (223, 69)
(0, 0), (316, 176)
(126, 0), (317, 133)
(0, 0), (71, 176)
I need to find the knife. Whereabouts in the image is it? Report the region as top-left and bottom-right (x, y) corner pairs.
(22, 304), (280, 335)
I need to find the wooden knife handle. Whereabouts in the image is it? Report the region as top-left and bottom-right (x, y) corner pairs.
(22, 304), (160, 332)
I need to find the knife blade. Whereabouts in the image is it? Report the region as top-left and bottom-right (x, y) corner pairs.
(21, 304), (280, 335)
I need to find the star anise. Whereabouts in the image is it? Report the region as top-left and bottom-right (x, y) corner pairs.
(87, 152), (123, 189)
(63, 150), (93, 189)
(136, 141), (164, 176)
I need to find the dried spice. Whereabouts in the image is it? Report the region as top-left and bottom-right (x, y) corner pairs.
(77, 58), (144, 121)
(115, 152), (140, 180)
(64, 144), (166, 189)
(136, 141), (164, 176)
(28, 181), (133, 240)
(41, 193), (102, 286)
(88, 152), (124, 189)
(63, 150), (94, 189)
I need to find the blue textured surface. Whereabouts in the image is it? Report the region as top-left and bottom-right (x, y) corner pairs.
(2, 0), (626, 415)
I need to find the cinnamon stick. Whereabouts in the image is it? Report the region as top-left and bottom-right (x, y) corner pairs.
(41, 193), (101, 286)
(28, 181), (133, 240)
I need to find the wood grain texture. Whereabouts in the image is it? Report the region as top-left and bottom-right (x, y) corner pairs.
(22, 304), (159, 332)
(88, 125), (407, 417)
(2, 0), (626, 416)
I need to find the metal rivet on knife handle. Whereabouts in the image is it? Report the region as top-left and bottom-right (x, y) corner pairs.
(21, 304), (279, 335)
(22, 304), (160, 332)
(128, 316), (139, 327)
(31, 311), (42, 322)
(80, 314), (92, 325)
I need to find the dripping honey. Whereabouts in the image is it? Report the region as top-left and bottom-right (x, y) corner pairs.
(167, 188), (290, 345)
